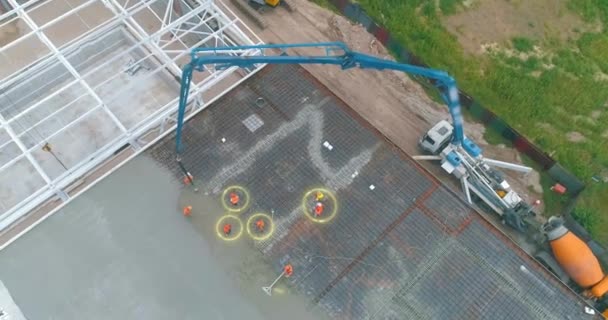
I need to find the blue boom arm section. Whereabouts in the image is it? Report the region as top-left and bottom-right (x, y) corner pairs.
(175, 42), (463, 157)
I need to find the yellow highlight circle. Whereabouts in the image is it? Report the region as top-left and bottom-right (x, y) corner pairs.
(215, 215), (243, 241)
(246, 213), (275, 241)
(221, 185), (250, 213)
(301, 188), (338, 224)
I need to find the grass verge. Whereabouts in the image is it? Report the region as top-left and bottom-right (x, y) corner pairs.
(309, 0), (339, 13)
(350, 0), (608, 245)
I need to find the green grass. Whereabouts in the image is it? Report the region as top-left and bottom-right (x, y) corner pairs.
(439, 0), (463, 15)
(512, 37), (535, 52)
(539, 172), (569, 216)
(521, 56), (541, 71)
(309, 0), (339, 13)
(354, 0), (608, 245)
(578, 33), (608, 73)
(482, 125), (511, 146)
(567, 0), (608, 25)
(552, 49), (596, 77)
(572, 205), (602, 235)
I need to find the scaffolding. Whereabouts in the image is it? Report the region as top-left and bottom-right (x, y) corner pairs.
(0, 0), (263, 229)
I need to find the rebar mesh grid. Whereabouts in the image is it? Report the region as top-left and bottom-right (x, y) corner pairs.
(148, 64), (594, 319)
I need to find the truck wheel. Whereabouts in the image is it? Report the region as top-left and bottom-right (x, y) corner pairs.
(534, 251), (571, 284)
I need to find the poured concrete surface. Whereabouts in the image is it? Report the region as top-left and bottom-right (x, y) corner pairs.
(0, 155), (323, 320)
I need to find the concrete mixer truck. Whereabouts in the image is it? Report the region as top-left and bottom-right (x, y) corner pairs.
(538, 217), (608, 317)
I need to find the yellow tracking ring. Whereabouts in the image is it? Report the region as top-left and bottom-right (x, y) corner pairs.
(301, 188), (338, 224)
(221, 185), (250, 213)
(215, 215), (243, 241)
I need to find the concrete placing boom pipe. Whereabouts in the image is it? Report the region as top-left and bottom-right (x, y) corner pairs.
(174, 42), (465, 156)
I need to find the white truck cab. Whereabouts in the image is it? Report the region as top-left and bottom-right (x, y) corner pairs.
(419, 120), (453, 154)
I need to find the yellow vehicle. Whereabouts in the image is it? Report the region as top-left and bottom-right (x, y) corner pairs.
(250, 0), (281, 8)
(230, 0), (292, 30)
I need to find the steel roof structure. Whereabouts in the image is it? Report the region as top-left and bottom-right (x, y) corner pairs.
(0, 0), (263, 229)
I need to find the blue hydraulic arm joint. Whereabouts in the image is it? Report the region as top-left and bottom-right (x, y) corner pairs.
(174, 42), (464, 158)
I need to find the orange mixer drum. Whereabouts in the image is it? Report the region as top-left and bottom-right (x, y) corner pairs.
(549, 225), (605, 290)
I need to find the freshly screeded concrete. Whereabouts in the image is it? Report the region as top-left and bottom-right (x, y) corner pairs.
(0, 155), (323, 320)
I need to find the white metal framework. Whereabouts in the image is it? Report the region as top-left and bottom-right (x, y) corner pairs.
(0, 0), (263, 229)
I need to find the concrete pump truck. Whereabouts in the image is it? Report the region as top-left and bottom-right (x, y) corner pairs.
(171, 42), (608, 316)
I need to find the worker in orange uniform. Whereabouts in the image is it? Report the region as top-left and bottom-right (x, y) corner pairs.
(314, 202), (324, 217)
(229, 192), (240, 206)
(223, 223), (232, 235)
(255, 219), (265, 233)
(284, 264), (293, 277)
(183, 205), (192, 217)
(183, 173), (193, 185)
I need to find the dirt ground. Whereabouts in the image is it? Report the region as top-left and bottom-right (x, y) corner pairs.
(219, 0), (544, 249)
(443, 0), (599, 54)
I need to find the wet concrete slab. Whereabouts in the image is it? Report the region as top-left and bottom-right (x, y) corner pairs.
(0, 155), (324, 320)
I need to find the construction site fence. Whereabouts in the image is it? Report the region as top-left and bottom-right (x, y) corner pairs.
(323, 0), (585, 196)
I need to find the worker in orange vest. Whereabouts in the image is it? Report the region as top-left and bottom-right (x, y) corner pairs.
(314, 202), (324, 217)
(229, 192), (239, 206)
(256, 219), (265, 232)
(183, 205), (192, 217)
(223, 223), (232, 235)
(284, 264), (293, 277)
(183, 173), (193, 185)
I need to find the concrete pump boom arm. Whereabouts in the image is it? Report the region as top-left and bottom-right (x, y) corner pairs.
(174, 42), (464, 156)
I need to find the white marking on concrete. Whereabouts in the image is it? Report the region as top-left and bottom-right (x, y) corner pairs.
(206, 98), (334, 188)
